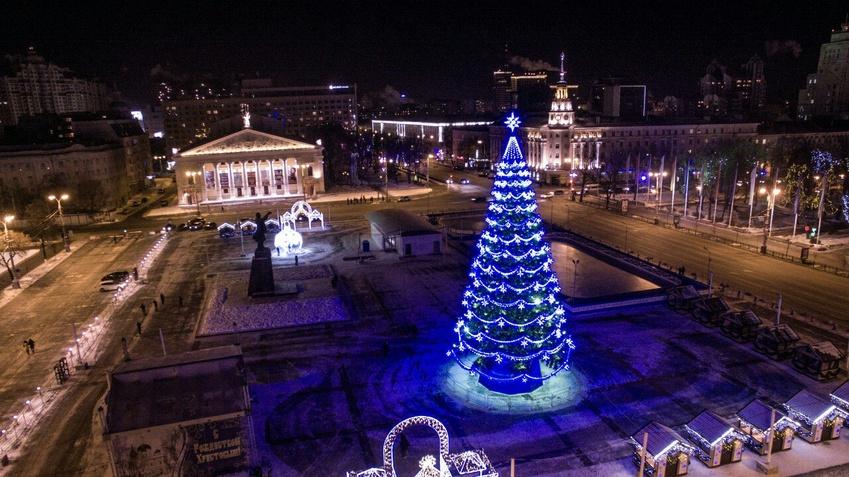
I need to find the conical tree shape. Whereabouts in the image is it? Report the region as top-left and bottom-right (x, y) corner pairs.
(450, 112), (575, 394)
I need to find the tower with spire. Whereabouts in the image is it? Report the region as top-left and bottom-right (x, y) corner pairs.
(548, 51), (574, 127)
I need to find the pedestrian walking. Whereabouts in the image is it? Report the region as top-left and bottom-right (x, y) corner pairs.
(27, 338), (35, 353)
(140, 303), (147, 315)
(153, 300), (158, 312)
(136, 321), (142, 335)
(295, 255), (299, 266)
(160, 293), (165, 305)
(178, 296), (183, 307)
(23, 340), (30, 355)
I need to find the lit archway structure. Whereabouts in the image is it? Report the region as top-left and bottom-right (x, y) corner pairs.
(346, 416), (496, 477)
(383, 416), (450, 477)
(282, 200), (325, 230)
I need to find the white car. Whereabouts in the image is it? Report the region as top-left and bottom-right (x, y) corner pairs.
(539, 191), (555, 199)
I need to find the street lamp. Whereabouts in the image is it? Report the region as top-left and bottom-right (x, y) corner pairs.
(47, 194), (70, 252)
(3, 215), (20, 288)
(758, 186), (780, 253)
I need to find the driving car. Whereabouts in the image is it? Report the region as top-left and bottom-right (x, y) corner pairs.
(553, 190), (566, 196)
(398, 196), (411, 202)
(459, 178), (471, 185)
(445, 177), (455, 184)
(471, 196), (487, 203)
(184, 217), (206, 231)
(539, 191), (555, 199)
(100, 271), (131, 292)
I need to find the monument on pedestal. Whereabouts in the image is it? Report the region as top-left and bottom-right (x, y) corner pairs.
(248, 211), (275, 297)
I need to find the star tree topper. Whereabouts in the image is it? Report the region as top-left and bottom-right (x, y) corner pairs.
(504, 112), (521, 132)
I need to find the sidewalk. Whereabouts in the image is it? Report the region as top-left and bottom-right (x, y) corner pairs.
(0, 241), (86, 311)
(143, 185), (433, 218)
(577, 194), (849, 276)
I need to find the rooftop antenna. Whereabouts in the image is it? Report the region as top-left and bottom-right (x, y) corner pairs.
(559, 51), (567, 84)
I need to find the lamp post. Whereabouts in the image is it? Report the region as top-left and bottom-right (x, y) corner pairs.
(3, 215), (20, 288)
(759, 186), (780, 253)
(48, 194), (70, 252)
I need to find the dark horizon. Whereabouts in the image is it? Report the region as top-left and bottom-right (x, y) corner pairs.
(1, 1), (847, 105)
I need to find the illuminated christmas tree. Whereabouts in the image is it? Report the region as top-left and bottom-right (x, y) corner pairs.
(450, 111), (575, 394)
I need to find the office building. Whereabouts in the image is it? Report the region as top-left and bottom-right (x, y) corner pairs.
(0, 113), (151, 211)
(164, 79), (356, 152)
(798, 20), (849, 120)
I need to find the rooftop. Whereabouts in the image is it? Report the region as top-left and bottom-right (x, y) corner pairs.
(738, 399), (787, 430)
(785, 390), (835, 421)
(105, 346), (247, 434)
(687, 411), (735, 445)
(632, 421), (689, 457)
(365, 209), (440, 237)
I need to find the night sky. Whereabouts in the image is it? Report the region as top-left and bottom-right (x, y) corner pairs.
(1, 1), (847, 105)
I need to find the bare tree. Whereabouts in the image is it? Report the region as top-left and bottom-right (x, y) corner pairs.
(1, 229), (30, 288)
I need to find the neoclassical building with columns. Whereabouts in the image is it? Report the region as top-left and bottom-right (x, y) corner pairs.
(174, 124), (324, 206)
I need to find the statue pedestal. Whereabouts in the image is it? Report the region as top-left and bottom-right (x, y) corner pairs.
(248, 247), (275, 297)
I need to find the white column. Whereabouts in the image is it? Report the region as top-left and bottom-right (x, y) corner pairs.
(595, 141), (601, 168)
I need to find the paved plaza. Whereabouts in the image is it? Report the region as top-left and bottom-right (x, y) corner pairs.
(242, 250), (849, 476)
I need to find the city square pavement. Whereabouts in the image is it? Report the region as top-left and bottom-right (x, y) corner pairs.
(244, 249), (848, 476)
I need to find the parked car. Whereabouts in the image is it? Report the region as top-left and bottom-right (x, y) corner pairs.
(140, 197), (149, 203)
(100, 271), (130, 292)
(553, 190), (566, 196)
(691, 296), (731, 326)
(398, 196), (411, 202)
(667, 285), (700, 312)
(159, 199), (169, 206)
(471, 196), (487, 203)
(203, 221), (217, 230)
(459, 178), (471, 185)
(539, 191), (555, 199)
(131, 200), (141, 207)
(478, 171), (490, 178)
(719, 310), (762, 342)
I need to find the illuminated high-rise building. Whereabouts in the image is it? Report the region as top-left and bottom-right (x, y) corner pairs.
(798, 19), (849, 120)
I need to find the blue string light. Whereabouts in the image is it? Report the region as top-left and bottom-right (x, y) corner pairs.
(450, 111), (575, 394)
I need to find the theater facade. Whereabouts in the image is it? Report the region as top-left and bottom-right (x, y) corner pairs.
(175, 123), (324, 206)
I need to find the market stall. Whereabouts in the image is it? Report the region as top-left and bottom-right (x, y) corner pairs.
(783, 390), (843, 443)
(685, 411), (744, 468)
(792, 341), (845, 381)
(719, 310), (762, 342)
(735, 399), (796, 455)
(691, 296), (731, 326)
(630, 421), (694, 477)
(754, 324), (801, 359)
(831, 381), (849, 412)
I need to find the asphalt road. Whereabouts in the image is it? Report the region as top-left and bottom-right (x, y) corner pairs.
(0, 235), (152, 428)
(424, 164), (849, 331)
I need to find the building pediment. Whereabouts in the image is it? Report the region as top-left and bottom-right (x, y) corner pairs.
(179, 128), (317, 157)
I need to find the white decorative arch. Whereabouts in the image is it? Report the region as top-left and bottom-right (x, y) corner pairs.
(281, 200), (325, 230)
(383, 416), (450, 477)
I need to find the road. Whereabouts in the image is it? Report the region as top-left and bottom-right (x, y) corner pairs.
(424, 163), (849, 331)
